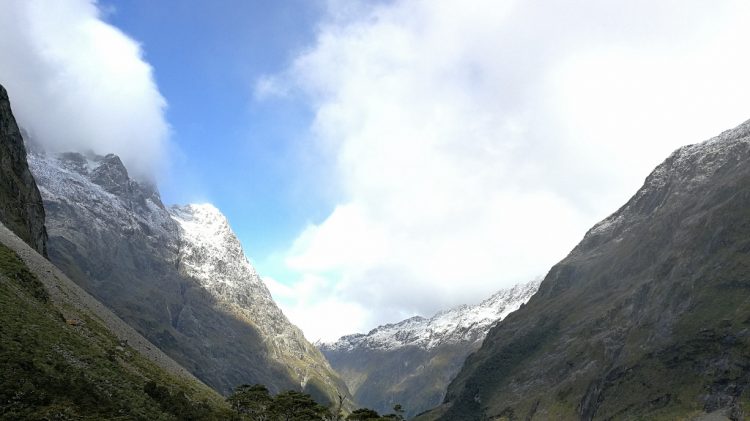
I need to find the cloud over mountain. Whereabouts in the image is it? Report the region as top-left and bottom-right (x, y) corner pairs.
(261, 0), (750, 341)
(0, 0), (169, 179)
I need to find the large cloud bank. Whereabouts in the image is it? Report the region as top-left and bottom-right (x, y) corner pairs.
(0, 0), (168, 179)
(263, 0), (750, 342)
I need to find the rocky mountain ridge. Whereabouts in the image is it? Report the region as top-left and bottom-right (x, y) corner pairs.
(419, 118), (750, 420)
(171, 203), (347, 395)
(323, 279), (541, 353)
(320, 279), (540, 417)
(27, 150), (350, 404)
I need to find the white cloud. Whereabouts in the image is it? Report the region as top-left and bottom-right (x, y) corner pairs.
(266, 0), (750, 342)
(264, 274), (371, 343)
(0, 0), (169, 179)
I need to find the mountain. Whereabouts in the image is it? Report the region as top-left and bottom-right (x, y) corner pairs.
(0, 84), (230, 419)
(170, 203), (348, 399)
(321, 280), (540, 417)
(0, 84), (47, 256)
(0, 222), (231, 419)
(27, 150), (350, 405)
(418, 119), (750, 420)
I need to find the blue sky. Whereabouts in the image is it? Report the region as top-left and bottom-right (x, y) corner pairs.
(103, 0), (333, 273)
(1, 0), (750, 341)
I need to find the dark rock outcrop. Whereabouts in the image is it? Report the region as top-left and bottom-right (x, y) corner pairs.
(0, 84), (47, 256)
(420, 119), (750, 420)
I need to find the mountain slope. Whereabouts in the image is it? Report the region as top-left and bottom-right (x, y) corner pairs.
(0, 85), (229, 418)
(420, 119), (750, 420)
(321, 280), (540, 417)
(27, 151), (349, 405)
(171, 204), (350, 403)
(0, 84), (46, 255)
(0, 222), (231, 419)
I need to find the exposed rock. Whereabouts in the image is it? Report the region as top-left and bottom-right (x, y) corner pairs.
(420, 118), (750, 420)
(0, 84), (47, 256)
(321, 280), (540, 417)
(171, 203), (351, 405)
(28, 151), (350, 404)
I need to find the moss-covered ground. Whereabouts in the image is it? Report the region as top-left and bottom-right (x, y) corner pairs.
(0, 242), (233, 420)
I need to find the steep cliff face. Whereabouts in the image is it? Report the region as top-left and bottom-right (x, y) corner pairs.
(170, 204), (350, 405)
(28, 151), (349, 404)
(422, 118), (750, 420)
(0, 84), (47, 256)
(321, 280), (540, 417)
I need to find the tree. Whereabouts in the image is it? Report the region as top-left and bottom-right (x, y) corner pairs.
(347, 408), (381, 420)
(227, 384), (272, 420)
(270, 390), (329, 421)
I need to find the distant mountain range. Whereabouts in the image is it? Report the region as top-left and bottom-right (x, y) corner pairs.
(321, 279), (540, 417)
(27, 149), (350, 405)
(418, 119), (750, 420)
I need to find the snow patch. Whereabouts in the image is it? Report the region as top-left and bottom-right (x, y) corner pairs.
(322, 278), (542, 351)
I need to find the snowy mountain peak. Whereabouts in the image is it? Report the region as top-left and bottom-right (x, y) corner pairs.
(170, 203), (236, 248)
(169, 203), (265, 305)
(171, 204), (245, 257)
(322, 278), (541, 352)
(169, 202), (333, 357)
(29, 150), (350, 401)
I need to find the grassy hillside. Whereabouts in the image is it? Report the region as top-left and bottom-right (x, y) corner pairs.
(0, 239), (233, 419)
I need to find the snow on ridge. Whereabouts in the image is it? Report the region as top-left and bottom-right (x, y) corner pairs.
(29, 150), (339, 383)
(169, 203), (267, 301)
(168, 202), (316, 356)
(586, 118), (750, 241)
(27, 151), (174, 239)
(323, 278), (542, 352)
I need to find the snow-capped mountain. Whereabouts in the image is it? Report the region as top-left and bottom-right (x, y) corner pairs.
(171, 204), (281, 323)
(27, 150), (350, 404)
(323, 279), (540, 353)
(319, 279), (540, 417)
(170, 204), (342, 379)
(423, 119), (750, 420)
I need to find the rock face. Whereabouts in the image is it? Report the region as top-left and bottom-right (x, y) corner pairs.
(28, 151), (350, 405)
(321, 280), (540, 417)
(0, 211), (231, 420)
(0, 84), (47, 256)
(422, 118), (750, 420)
(170, 204), (350, 402)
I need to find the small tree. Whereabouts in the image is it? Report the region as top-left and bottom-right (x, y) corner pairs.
(227, 384), (272, 420)
(270, 390), (329, 421)
(347, 408), (381, 420)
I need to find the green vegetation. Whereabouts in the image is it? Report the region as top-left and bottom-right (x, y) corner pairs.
(227, 385), (329, 420)
(322, 343), (470, 417)
(0, 242), (232, 420)
(226, 384), (406, 421)
(0, 241), (47, 302)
